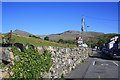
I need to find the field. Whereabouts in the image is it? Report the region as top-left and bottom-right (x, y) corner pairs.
(11, 34), (76, 47)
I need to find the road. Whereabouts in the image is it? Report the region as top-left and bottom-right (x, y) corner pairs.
(66, 50), (120, 79)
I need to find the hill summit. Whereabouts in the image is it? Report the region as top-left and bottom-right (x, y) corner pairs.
(38, 30), (104, 41)
(13, 29), (33, 37)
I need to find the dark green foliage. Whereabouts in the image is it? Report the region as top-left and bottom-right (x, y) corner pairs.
(58, 39), (64, 43)
(44, 36), (49, 41)
(61, 73), (64, 78)
(0, 63), (7, 68)
(57, 39), (77, 45)
(91, 43), (97, 48)
(9, 45), (52, 78)
(64, 40), (77, 45)
(97, 39), (108, 46)
(29, 35), (41, 39)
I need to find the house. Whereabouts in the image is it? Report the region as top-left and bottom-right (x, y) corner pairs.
(107, 36), (119, 50)
(118, 36), (120, 50)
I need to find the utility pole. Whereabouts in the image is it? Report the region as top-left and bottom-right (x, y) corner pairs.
(76, 16), (85, 47)
(76, 17), (85, 47)
(81, 16), (84, 46)
(81, 16), (84, 32)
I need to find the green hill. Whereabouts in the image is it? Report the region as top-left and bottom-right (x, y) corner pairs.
(12, 34), (76, 47)
(1, 30), (120, 48)
(89, 33), (120, 47)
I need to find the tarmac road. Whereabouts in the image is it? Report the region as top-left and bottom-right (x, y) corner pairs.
(66, 50), (120, 79)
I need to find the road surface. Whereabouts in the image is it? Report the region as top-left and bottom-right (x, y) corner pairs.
(66, 50), (120, 79)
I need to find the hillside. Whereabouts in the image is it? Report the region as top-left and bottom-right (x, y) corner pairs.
(11, 34), (76, 47)
(89, 33), (120, 47)
(95, 33), (120, 42)
(13, 29), (33, 37)
(38, 30), (104, 41)
(1, 30), (120, 48)
(12, 29), (104, 41)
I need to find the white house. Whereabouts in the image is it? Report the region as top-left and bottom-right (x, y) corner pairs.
(108, 36), (119, 50)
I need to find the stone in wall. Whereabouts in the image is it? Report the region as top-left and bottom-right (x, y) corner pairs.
(14, 43), (24, 52)
(38, 46), (92, 78)
(36, 47), (44, 54)
(0, 47), (14, 79)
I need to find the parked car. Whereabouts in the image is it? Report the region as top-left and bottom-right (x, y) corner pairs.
(92, 48), (96, 51)
(102, 48), (109, 54)
(109, 50), (120, 59)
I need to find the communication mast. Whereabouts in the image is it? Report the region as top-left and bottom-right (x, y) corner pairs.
(76, 16), (84, 47)
(81, 16), (85, 32)
(81, 16), (85, 43)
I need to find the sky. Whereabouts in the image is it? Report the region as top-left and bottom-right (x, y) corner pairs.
(0, 2), (2, 32)
(2, 0), (120, 2)
(2, 2), (119, 35)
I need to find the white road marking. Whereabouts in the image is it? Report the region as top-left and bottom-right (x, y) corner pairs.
(113, 61), (119, 66)
(101, 64), (109, 66)
(106, 64), (108, 66)
(98, 75), (101, 79)
(93, 61), (96, 65)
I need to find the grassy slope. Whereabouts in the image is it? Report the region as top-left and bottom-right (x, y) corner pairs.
(95, 34), (120, 43)
(12, 34), (76, 47)
(0, 35), (2, 43)
(2, 33), (120, 47)
(96, 34), (120, 39)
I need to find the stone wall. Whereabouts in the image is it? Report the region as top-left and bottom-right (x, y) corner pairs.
(1, 46), (92, 78)
(0, 47), (14, 79)
(37, 46), (92, 78)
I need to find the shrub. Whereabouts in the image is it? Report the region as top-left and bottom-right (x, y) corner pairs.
(9, 45), (52, 78)
(29, 35), (41, 39)
(44, 36), (49, 41)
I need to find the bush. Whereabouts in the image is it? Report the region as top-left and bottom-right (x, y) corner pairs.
(57, 39), (77, 45)
(58, 39), (64, 43)
(61, 73), (64, 78)
(9, 45), (52, 78)
(44, 36), (49, 41)
(29, 35), (41, 39)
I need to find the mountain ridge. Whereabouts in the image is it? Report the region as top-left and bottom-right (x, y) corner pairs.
(36, 30), (104, 40)
(13, 29), (32, 37)
(13, 29), (104, 40)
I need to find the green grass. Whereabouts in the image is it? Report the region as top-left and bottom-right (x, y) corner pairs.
(0, 36), (2, 43)
(12, 35), (76, 47)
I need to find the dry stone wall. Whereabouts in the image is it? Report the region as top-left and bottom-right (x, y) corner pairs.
(37, 46), (92, 78)
(0, 47), (14, 79)
(1, 46), (92, 78)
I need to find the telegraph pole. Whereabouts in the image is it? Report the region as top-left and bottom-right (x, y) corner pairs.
(81, 16), (84, 46)
(81, 16), (84, 32)
(76, 16), (85, 47)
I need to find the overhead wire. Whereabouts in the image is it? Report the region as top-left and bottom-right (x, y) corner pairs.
(84, 15), (120, 22)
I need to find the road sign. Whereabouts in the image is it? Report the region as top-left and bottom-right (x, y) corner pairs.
(76, 37), (83, 41)
(77, 41), (83, 43)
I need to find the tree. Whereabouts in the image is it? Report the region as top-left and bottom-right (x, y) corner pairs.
(58, 39), (64, 43)
(44, 36), (49, 41)
(29, 35), (41, 39)
(97, 39), (107, 46)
